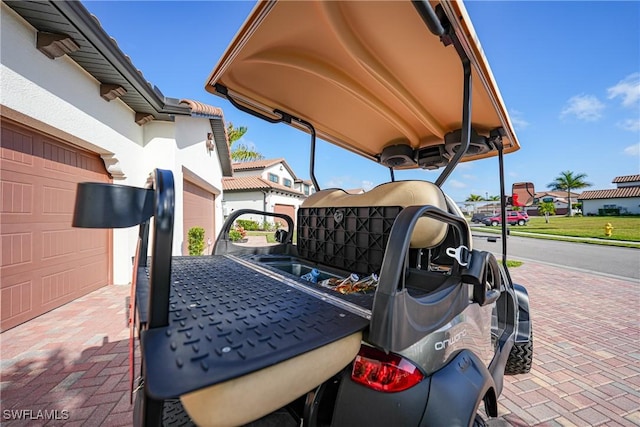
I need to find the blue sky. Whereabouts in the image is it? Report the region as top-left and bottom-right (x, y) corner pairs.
(82, 1), (639, 202)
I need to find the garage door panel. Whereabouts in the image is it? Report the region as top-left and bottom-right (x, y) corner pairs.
(274, 204), (296, 227)
(1, 280), (33, 324)
(1, 126), (34, 167)
(0, 120), (111, 331)
(0, 179), (33, 215)
(183, 179), (215, 256)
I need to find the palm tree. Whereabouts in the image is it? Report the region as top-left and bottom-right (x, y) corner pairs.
(227, 122), (264, 162)
(538, 201), (555, 223)
(465, 194), (484, 202)
(547, 171), (591, 216)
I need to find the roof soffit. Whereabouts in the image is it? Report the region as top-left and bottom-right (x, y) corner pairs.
(4, 0), (191, 121)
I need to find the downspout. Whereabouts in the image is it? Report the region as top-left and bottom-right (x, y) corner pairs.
(261, 190), (268, 226)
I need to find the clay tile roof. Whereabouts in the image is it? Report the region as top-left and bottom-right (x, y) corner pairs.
(578, 187), (640, 200)
(179, 99), (224, 117)
(535, 191), (580, 199)
(612, 174), (640, 183)
(222, 177), (304, 195)
(232, 158), (286, 171)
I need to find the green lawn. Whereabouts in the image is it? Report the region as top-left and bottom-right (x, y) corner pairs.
(471, 215), (639, 243)
(522, 216), (639, 242)
(245, 230), (297, 244)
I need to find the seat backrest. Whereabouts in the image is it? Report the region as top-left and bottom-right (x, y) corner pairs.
(301, 181), (448, 248)
(297, 181), (448, 274)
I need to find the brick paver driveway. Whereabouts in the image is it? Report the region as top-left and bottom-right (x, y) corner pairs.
(1, 261), (638, 426)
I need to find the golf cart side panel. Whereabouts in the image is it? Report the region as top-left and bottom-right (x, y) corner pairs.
(205, 1), (519, 164)
(421, 349), (496, 427)
(331, 349), (495, 427)
(331, 370), (432, 427)
(513, 283), (532, 342)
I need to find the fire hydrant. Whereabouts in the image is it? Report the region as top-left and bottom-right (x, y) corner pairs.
(604, 222), (613, 237)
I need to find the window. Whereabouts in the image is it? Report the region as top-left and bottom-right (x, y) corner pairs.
(542, 197), (554, 203)
(283, 178), (292, 187)
(268, 173), (279, 183)
(304, 184), (309, 195)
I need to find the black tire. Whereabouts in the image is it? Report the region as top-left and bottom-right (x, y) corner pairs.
(517, 219), (525, 226)
(505, 330), (533, 375)
(472, 413), (487, 427)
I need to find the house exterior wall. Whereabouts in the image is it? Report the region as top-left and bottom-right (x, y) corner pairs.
(1, 5), (224, 284)
(223, 190), (306, 228)
(223, 191), (266, 224)
(582, 198), (640, 215)
(617, 181), (640, 188)
(263, 163), (296, 188)
(232, 169), (261, 178)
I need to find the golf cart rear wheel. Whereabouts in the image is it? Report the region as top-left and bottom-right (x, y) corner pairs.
(472, 413), (487, 427)
(505, 330), (534, 375)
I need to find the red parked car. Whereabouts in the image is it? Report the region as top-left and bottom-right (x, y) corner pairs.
(483, 211), (529, 226)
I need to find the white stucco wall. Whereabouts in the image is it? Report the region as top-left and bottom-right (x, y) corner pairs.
(582, 198), (640, 215)
(232, 169), (260, 178)
(617, 181), (640, 188)
(223, 191), (266, 224)
(1, 5), (226, 285)
(263, 163), (296, 188)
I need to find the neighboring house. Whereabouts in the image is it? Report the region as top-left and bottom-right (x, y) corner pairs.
(578, 175), (640, 216)
(0, 1), (232, 330)
(222, 159), (315, 227)
(525, 191), (580, 216)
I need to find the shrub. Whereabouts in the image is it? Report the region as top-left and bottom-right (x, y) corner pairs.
(236, 219), (259, 231)
(188, 227), (205, 256)
(261, 221), (280, 231)
(229, 229), (243, 241)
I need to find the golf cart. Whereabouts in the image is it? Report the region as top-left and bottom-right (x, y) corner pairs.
(73, 1), (534, 426)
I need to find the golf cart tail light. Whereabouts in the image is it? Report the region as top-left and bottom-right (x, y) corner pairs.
(351, 346), (424, 392)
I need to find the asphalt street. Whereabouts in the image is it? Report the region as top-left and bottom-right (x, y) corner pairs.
(472, 232), (640, 281)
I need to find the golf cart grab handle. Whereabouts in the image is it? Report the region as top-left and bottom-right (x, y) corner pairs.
(375, 205), (470, 297)
(213, 209), (295, 255)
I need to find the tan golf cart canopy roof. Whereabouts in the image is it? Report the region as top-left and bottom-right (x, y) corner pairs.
(205, 0), (520, 168)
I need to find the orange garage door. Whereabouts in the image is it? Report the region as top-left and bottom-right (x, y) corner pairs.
(183, 179), (215, 255)
(1, 120), (112, 331)
(274, 203), (296, 228)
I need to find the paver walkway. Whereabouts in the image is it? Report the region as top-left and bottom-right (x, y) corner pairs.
(1, 261), (638, 426)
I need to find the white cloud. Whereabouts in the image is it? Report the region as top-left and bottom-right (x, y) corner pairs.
(618, 118), (640, 132)
(560, 94), (605, 121)
(462, 174), (476, 180)
(447, 179), (467, 189)
(455, 162), (473, 170)
(623, 143), (640, 157)
(324, 176), (374, 191)
(508, 171), (519, 178)
(324, 176), (348, 188)
(361, 180), (374, 191)
(608, 73), (640, 107)
(509, 109), (530, 130)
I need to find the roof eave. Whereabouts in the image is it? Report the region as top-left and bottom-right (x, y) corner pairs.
(51, 1), (191, 118)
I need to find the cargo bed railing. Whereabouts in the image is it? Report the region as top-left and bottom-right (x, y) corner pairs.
(213, 208), (295, 256)
(73, 169), (174, 328)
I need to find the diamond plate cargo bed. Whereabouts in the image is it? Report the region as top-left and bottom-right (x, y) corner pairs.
(138, 255), (370, 399)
